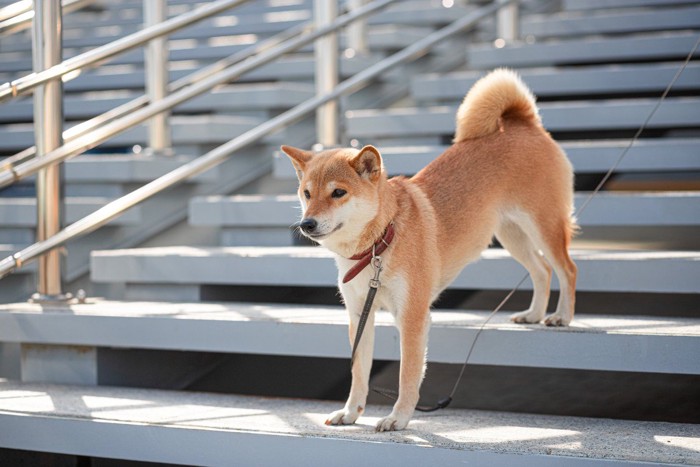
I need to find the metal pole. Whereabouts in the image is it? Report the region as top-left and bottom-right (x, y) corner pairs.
(347, 0), (368, 55)
(144, 0), (171, 155)
(32, 0), (66, 300)
(497, 1), (518, 42)
(314, 0), (339, 147)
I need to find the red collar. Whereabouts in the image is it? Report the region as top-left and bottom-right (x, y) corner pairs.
(342, 222), (395, 283)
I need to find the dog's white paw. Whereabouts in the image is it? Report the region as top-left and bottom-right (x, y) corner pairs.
(325, 406), (362, 426)
(544, 312), (571, 327)
(375, 413), (410, 432)
(510, 309), (544, 324)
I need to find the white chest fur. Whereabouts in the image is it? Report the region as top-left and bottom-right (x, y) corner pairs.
(334, 254), (408, 319)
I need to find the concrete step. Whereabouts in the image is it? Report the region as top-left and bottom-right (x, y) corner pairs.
(38, 0), (466, 42)
(3, 153), (220, 199)
(2, 9), (312, 51)
(63, 0), (467, 29)
(189, 190), (698, 227)
(563, 0), (700, 11)
(0, 114), (264, 151)
(84, 0), (312, 13)
(0, 197), (141, 227)
(345, 97), (700, 140)
(0, 26), (429, 73)
(1, 380), (697, 466)
(467, 31), (700, 69)
(272, 139), (700, 179)
(62, 153), (220, 184)
(522, 4), (700, 38)
(0, 147), (273, 302)
(1, 300), (699, 374)
(90, 246), (700, 295)
(31, 54), (381, 93)
(0, 83), (315, 123)
(411, 63), (700, 103)
(187, 192), (700, 248)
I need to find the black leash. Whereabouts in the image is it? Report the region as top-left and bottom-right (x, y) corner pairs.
(367, 35), (700, 413)
(350, 254), (383, 368)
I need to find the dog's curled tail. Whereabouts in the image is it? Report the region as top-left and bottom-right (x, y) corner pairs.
(454, 68), (541, 143)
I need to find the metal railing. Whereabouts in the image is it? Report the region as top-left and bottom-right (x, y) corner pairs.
(0, 0), (396, 189)
(0, 0), (254, 300)
(0, 0), (518, 292)
(0, 0), (94, 36)
(0, 0), (249, 102)
(0, 20), (312, 175)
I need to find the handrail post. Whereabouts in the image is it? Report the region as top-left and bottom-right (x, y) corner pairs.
(497, 0), (519, 42)
(32, 0), (67, 301)
(144, 0), (172, 155)
(347, 0), (368, 55)
(314, 0), (339, 147)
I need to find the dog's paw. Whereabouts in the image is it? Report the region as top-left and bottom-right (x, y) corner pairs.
(325, 406), (361, 426)
(375, 414), (410, 432)
(544, 312), (571, 327)
(510, 309), (544, 324)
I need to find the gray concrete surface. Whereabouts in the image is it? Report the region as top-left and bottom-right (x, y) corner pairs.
(0, 300), (698, 374)
(0, 379), (697, 466)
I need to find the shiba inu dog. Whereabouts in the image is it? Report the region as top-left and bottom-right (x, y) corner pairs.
(282, 68), (577, 432)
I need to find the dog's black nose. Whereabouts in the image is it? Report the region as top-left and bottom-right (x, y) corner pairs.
(299, 218), (318, 233)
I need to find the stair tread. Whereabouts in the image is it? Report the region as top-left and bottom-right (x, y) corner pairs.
(21, 54), (381, 93)
(0, 26), (419, 74)
(467, 31), (700, 69)
(0, 300), (698, 374)
(0, 83), (316, 122)
(90, 247), (700, 294)
(522, 4), (700, 37)
(188, 192), (700, 227)
(412, 63), (700, 101)
(2, 299), (697, 335)
(0, 197), (141, 226)
(0, 379), (697, 465)
(563, 0), (700, 11)
(345, 97), (700, 137)
(0, 114), (264, 150)
(273, 139), (700, 178)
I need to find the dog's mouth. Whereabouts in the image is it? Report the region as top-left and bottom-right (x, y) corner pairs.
(305, 222), (343, 240)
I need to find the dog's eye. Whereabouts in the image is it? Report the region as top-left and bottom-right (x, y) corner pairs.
(303, 190), (311, 199)
(331, 188), (347, 199)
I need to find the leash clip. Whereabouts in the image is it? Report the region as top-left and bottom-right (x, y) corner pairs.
(369, 247), (383, 289)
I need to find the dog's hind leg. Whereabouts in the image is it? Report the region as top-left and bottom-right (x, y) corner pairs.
(536, 217), (577, 327)
(497, 221), (552, 324)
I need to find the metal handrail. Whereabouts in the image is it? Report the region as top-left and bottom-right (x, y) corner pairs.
(0, 0), (247, 102)
(0, 0), (32, 22)
(0, 17), (313, 176)
(0, 0), (397, 190)
(0, 0), (95, 36)
(0, 0), (514, 279)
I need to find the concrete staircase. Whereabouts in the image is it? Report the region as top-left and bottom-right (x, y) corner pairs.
(0, 0), (699, 465)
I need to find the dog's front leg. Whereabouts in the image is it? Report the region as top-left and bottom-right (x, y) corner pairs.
(325, 298), (376, 426)
(376, 308), (430, 432)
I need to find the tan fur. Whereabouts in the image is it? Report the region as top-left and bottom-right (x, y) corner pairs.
(282, 68), (577, 432)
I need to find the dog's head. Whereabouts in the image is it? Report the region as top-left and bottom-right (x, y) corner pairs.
(281, 144), (384, 249)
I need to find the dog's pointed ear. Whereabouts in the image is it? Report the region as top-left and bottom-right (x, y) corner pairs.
(350, 145), (382, 181)
(281, 145), (312, 181)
